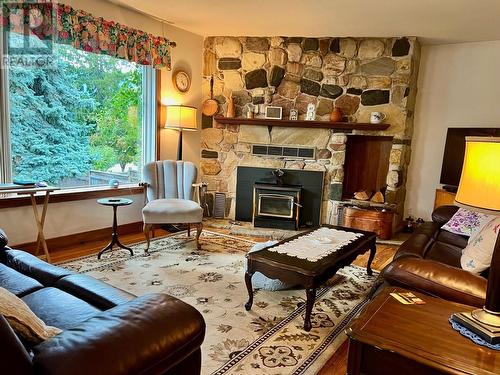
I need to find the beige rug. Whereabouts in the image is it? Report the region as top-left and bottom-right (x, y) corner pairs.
(58, 231), (377, 374)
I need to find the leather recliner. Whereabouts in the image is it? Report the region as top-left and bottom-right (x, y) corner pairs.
(380, 205), (488, 307)
(0, 229), (206, 375)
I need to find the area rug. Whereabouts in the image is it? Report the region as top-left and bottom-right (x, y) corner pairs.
(58, 231), (377, 374)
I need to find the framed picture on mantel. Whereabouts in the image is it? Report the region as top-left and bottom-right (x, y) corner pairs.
(265, 106), (282, 120)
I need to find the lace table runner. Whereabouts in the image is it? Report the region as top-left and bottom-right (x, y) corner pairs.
(268, 227), (363, 262)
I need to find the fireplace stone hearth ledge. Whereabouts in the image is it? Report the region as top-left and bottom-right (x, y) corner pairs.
(200, 36), (421, 227)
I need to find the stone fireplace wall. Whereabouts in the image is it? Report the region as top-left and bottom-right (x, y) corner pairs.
(200, 36), (421, 224)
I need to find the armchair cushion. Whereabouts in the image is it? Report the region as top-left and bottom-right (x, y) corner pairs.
(143, 198), (203, 224)
(143, 160), (197, 201)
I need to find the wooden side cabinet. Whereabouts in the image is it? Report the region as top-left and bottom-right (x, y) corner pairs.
(346, 288), (500, 375)
(434, 189), (456, 209)
(343, 207), (393, 240)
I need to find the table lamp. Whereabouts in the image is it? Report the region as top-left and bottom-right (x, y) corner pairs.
(164, 105), (198, 160)
(451, 136), (500, 343)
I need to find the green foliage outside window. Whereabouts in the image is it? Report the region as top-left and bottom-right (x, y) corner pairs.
(8, 35), (143, 186)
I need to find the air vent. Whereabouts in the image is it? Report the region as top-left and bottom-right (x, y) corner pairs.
(251, 144), (316, 160)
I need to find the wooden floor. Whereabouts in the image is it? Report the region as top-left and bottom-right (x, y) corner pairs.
(47, 226), (397, 375)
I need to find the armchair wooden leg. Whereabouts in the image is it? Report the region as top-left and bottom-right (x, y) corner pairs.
(144, 223), (152, 253)
(187, 223), (191, 237)
(194, 222), (203, 250)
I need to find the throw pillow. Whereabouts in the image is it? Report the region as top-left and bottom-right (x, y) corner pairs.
(461, 217), (500, 274)
(441, 208), (494, 238)
(0, 287), (62, 344)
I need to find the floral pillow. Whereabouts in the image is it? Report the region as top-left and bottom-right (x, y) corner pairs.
(441, 208), (495, 238)
(461, 217), (500, 274)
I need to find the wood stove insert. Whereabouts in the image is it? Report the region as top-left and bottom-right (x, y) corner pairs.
(253, 183), (302, 230)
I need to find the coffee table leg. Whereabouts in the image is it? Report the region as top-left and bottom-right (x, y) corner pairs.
(367, 242), (376, 276)
(304, 287), (316, 332)
(244, 271), (254, 311)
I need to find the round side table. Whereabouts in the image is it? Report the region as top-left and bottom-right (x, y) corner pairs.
(97, 198), (134, 260)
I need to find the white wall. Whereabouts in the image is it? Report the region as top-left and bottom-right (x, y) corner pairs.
(0, 0), (202, 245)
(1, 194), (143, 246)
(406, 40), (500, 220)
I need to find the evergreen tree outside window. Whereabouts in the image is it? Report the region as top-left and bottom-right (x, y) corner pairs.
(6, 32), (155, 188)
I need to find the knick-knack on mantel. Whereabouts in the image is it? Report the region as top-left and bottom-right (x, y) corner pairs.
(330, 107), (343, 122)
(226, 93), (235, 118)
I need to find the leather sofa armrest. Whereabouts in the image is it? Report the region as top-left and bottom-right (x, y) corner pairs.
(32, 293), (206, 375)
(432, 205), (459, 226)
(381, 257), (487, 308)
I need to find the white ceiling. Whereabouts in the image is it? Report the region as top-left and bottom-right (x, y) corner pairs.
(114, 0), (500, 45)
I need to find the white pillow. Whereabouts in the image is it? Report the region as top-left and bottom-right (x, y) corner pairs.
(461, 217), (500, 274)
(441, 208), (495, 241)
(0, 287), (62, 344)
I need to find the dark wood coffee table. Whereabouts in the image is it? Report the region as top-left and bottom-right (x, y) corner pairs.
(346, 287), (500, 375)
(244, 225), (377, 331)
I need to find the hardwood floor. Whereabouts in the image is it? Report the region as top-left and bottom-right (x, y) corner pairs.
(43, 226), (397, 374)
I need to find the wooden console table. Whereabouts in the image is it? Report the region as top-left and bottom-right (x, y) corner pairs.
(434, 188), (456, 209)
(346, 287), (499, 375)
(0, 186), (59, 262)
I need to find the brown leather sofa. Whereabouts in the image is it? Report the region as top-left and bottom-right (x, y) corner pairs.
(0, 229), (206, 375)
(380, 205), (488, 307)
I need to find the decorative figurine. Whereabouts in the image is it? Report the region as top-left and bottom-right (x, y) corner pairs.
(305, 103), (316, 121)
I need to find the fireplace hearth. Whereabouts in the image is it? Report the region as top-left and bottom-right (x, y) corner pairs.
(253, 183), (301, 230)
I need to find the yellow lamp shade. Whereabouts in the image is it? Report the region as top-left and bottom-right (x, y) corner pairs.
(164, 105), (197, 131)
(455, 137), (500, 213)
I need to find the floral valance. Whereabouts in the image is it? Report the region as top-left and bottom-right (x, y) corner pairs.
(1, 1), (172, 70)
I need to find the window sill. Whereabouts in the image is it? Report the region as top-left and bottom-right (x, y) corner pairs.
(0, 184), (144, 209)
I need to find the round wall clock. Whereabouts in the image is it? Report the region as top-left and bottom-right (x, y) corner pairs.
(173, 70), (191, 93)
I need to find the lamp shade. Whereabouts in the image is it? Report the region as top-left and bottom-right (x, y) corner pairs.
(455, 137), (500, 213)
(164, 105), (197, 131)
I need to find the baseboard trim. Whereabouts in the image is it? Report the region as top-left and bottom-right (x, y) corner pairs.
(15, 221), (144, 254)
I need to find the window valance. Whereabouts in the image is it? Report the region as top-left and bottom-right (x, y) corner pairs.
(1, 1), (172, 70)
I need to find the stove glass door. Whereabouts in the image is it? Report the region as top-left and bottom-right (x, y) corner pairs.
(258, 194), (294, 218)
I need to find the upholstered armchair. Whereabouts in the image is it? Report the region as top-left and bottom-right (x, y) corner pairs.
(141, 161), (203, 253)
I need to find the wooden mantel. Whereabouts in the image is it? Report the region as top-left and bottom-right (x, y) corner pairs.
(214, 116), (390, 131)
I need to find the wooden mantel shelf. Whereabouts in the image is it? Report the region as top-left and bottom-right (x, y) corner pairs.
(214, 116), (390, 131)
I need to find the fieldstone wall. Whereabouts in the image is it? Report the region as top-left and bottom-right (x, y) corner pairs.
(201, 36), (421, 224)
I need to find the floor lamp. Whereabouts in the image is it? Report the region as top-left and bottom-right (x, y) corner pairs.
(164, 105), (198, 160)
(451, 136), (500, 343)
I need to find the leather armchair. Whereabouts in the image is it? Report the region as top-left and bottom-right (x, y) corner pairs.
(142, 160), (203, 252)
(0, 230), (206, 375)
(381, 205), (488, 307)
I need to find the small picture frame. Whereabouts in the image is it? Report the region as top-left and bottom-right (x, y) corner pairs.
(289, 108), (299, 121)
(265, 106), (283, 120)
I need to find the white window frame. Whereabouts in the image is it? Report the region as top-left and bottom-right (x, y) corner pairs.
(0, 34), (157, 186)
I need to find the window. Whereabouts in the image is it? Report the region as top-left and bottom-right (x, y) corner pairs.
(1, 32), (156, 188)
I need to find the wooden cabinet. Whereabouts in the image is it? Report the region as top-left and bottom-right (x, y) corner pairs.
(347, 288), (500, 375)
(343, 207), (393, 240)
(434, 189), (456, 209)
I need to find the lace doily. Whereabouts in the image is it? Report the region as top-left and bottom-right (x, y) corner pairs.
(267, 227), (363, 262)
(449, 318), (500, 350)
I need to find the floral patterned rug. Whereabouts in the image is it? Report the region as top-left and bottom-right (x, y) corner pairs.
(58, 230), (377, 374)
